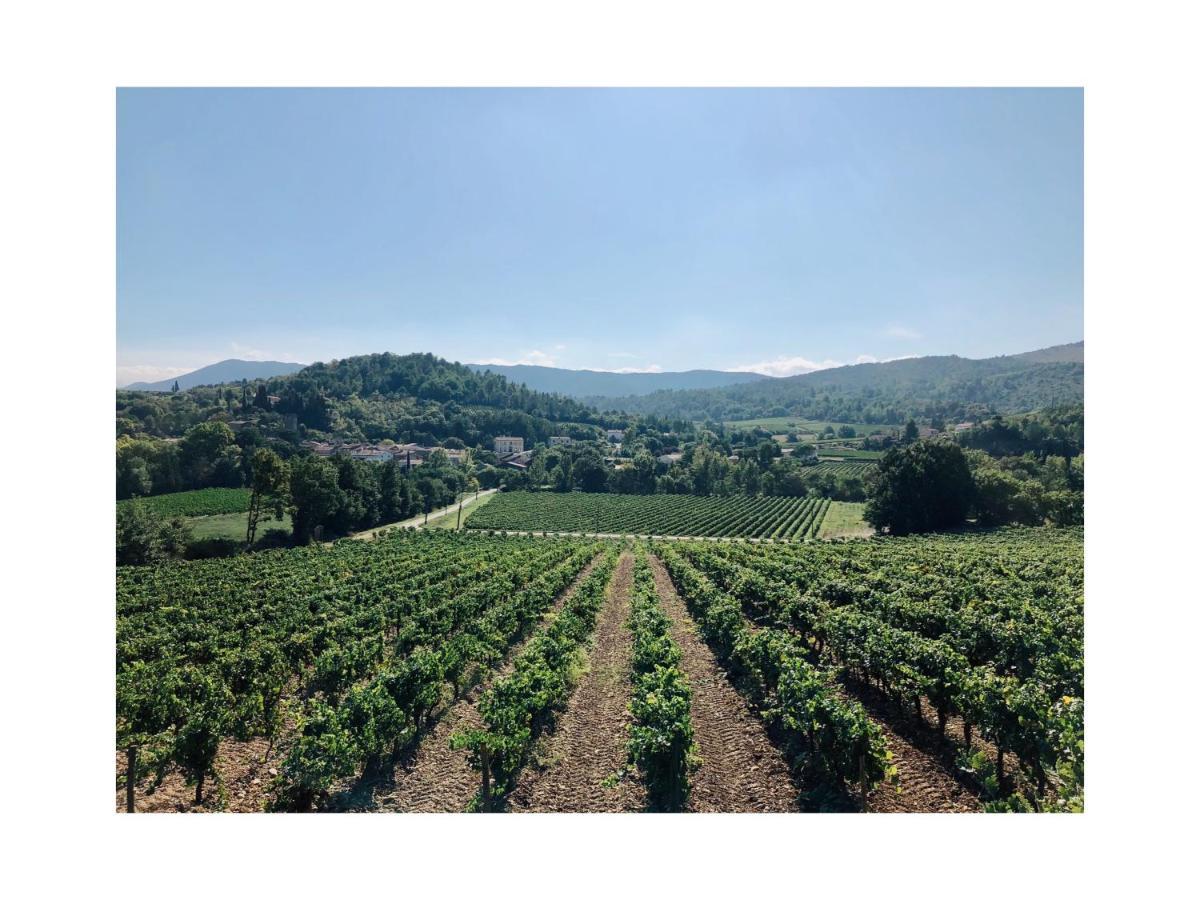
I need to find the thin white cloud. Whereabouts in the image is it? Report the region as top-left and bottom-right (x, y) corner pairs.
(607, 351), (637, 359)
(731, 352), (919, 377)
(230, 342), (277, 361)
(885, 324), (922, 340)
(474, 348), (561, 368)
(611, 364), (664, 374)
(730, 356), (846, 377)
(115, 364), (193, 387)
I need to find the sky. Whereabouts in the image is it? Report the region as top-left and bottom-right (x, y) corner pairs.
(117, 88), (1082, 386)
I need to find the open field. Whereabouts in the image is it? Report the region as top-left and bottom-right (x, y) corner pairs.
(116, 525), (1081, 813)
(424, 489), (496, 530)
(187, 510), (292, 541)
(465, 491), (832, 540)
(118, 487), (252, 518)
(816, 501), (872, 539)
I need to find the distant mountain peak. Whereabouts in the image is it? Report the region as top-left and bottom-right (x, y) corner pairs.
(123, 358), (306, 392)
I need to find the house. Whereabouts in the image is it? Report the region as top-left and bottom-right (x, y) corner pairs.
(346, 443), (394, 463)
(302, 440), (337, 457)
(494, 436), (524, 454)
(657, 452), (683, 465)
(954, 422), (974, 432)
(549, 435), (573, 447)
(501, 450), (534, 470)
(605, 429), (625, 443)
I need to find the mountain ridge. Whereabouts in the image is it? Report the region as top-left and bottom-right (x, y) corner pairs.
(124, 359), (306, 392)
(465, 363), (767, 397)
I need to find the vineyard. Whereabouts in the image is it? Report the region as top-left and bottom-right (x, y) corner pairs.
(466, 491), (834, 540)
(812, 459), (878, 477)
(116, 525), (1081, 813)
(117, 487), (252, 518)
(117, 530), (607, 810)
(655, 526), (1084, 811)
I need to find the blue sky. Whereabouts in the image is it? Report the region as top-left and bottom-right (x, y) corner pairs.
(117, 88), (1082, 385)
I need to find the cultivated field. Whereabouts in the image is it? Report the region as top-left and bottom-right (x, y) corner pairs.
(465, 491), (833, 539)
(722, 416), (882, 435)
(811, 460), (878, 478)
(116, 526), (1081, 813)
(118, 487), (252, 518)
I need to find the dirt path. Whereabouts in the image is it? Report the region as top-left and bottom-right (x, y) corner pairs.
(850, 685), (985, 813)
(648, 554), (801, 813)
(349, 489), (498, 540)
(507, 552), (647, 812)
(358, 552), (607, 812)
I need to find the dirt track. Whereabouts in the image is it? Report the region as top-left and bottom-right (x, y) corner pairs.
(851, 686), (984, 813)
(507, 552), (647, 812)
(648, 554), (801, 813)
(362, 553), (607, 812)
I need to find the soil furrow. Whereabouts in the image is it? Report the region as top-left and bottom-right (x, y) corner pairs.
(364, 552), (608, 813)
(846, 684), (985, 813)
(647, 554), (801, 813)
(507, 552), (646, 812)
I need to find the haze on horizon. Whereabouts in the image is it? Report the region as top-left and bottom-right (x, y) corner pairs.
(117, 88), (1082, 387)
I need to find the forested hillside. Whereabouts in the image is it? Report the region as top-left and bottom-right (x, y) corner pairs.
(466, 363), (767, 397)
(587, 343), (1083, 424)
(117, 352), (626, 445)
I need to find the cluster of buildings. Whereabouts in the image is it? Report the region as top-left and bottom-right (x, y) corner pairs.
(301, 440), (467, 469)
(492, 436), (534, 470)
(298, 431), (632, 474)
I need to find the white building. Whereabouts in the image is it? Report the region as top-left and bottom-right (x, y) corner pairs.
(549, 435), (573, 447)
(606, 429), (625, 443)
(494, 435), (524, 454)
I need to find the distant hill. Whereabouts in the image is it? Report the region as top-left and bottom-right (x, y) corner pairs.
(124, 359), (306, 392)
(117, 352), (626, 444)
(590, 342), (1084, 423)
(1007, 342), (1085, 365)
(465, 363), (768, 397)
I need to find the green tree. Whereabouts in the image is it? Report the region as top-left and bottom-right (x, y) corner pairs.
(903, 419), (919, 443)
(116, 502), (193, 565)
(171, 380), (180, 393)
(572, 454), (609, 493)
(288, 456), (343, 544)
(973, 468), (1030, 525)
(865, 441), (974, 535)
(253, 384), (272, 410)
(246, 448), (291, 544)
(180, 420), (237, 486)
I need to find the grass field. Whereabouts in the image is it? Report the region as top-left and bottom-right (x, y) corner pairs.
(815, 501), (873, 539)
(425, 490), (496, 529)
(187, 510), (292, 541)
